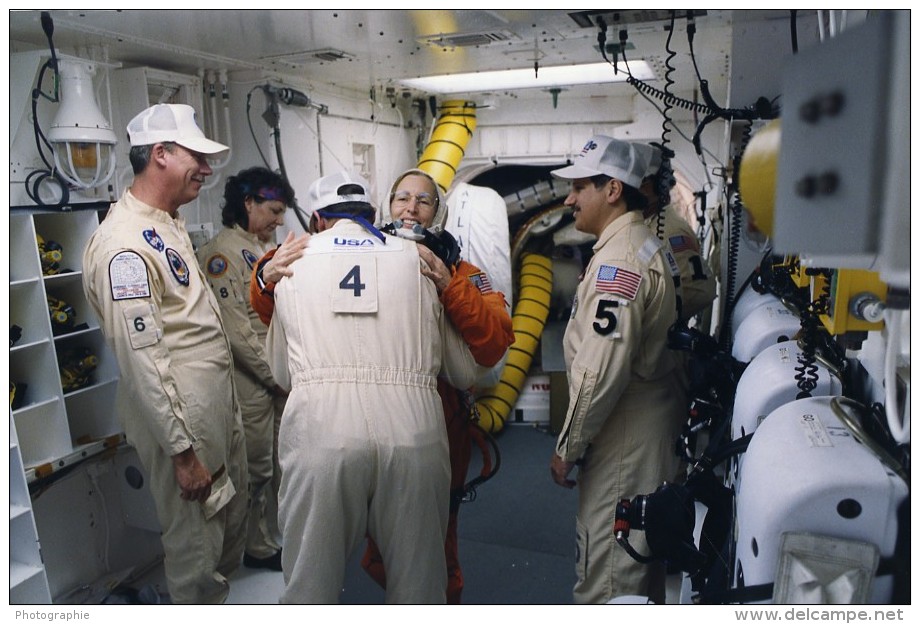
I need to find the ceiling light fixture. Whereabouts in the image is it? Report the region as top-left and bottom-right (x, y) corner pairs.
(47, 59), (117, 190)
(399, 60), (654, 94)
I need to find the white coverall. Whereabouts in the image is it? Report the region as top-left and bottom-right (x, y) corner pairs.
(266, 220), (483, 604)
(82, 190), (249, 604)
(197, 225), (283, 558)
(556, 210), (685, 604)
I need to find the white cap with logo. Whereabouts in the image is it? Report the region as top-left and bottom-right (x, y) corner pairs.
(306, 170), (374, 216)
(127, 103), (229, 155)
(552, 135), (644, 189)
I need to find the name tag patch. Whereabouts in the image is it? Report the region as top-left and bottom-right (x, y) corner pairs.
(109, 251), (151, 300)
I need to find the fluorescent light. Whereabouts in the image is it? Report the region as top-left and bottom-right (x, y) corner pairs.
(400, 61), (654, 94)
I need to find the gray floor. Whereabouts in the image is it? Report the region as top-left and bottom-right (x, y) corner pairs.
(340, 422), (578, 605)
(133, 423), (683, 605)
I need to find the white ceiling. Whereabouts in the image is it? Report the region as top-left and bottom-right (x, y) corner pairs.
(8, 9), (759, 103)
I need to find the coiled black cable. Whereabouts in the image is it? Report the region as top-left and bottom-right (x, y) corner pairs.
(660, 11), (677, 155)
(604, 16), (713, 116)
(794, 307), (821, 398)
(625, 75), (714, 115)
(794, 269), (831, 398)
(614, 12), (774, 156)
(719, 120), (754, 351)
(25, 169), (69, 210)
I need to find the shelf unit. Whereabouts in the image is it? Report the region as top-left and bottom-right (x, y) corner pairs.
(9, 207), (125, 603)
(9, 412), (51, 603)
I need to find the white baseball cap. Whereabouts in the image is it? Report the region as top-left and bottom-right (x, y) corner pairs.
(552, 135), (644, 189)
(631, 142), (662, 180)
(307, 170), (374, 216)
(127, 103), (229, 155)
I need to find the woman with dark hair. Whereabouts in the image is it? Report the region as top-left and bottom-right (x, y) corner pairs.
(197, 166), (295, 572)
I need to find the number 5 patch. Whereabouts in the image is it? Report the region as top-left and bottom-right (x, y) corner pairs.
(122, 301), (160, 349)
(592, 299), (620, 337)
(332, 256), (378, 314)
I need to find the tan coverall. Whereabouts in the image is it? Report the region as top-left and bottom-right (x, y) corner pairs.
(266, 220), (483, 604)
(644, 203), (716, 322)
(646, 203), (717, 466)
(556, 210), (685, 604)
(82, 190), (249, 604)
(197, 225), (283, 558)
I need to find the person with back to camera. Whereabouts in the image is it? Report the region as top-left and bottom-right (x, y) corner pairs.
(634, 141), (716, 324)
(264, 170), (488, 603)
(548, 135), (685, 604)
(82, 103), (249, 604)
(634, 142), (716, 486)
(250, 168), (514, 603)
(196, 166), (297, 572)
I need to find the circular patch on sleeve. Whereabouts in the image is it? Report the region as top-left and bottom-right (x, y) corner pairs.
(207, 253), (229, 277)
(242, 249), (259, 270)
(165, 248), (190, 286)
(142, 228), (165, 252)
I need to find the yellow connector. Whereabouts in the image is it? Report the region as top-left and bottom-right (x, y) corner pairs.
(785, 256), (811, 289)
(818, 269), (887, 335)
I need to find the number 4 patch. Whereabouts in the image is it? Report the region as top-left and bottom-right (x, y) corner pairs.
(332, 256), (378, 314)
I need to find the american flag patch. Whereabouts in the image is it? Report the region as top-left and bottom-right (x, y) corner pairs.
(469, 272), (493, 294)
(669, 235), (698, 253)
(596, 264), (642, 300)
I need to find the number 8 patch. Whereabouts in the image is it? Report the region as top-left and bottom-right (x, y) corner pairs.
(332, 256), (378, 314)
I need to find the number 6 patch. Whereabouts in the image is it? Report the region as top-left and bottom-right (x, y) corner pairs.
(122, 301), (160, 349)
(332, 256), (378, 314)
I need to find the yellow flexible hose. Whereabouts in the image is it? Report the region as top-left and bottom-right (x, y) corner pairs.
(417, 100), (477, 194)
(476, 253), (554, 433)
(414, 102), (556, 434)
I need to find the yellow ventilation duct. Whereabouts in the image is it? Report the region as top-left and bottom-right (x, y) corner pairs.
(414, 101), (555, 435)
(417, 100), (477, 194)
(476, 253), (554, 433)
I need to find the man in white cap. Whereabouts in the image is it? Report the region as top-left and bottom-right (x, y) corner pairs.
(264, 170), (485, 604)
(249, 167), (514, 603)
(548, 135), (685, 604)
(82, 103), (249, 604)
